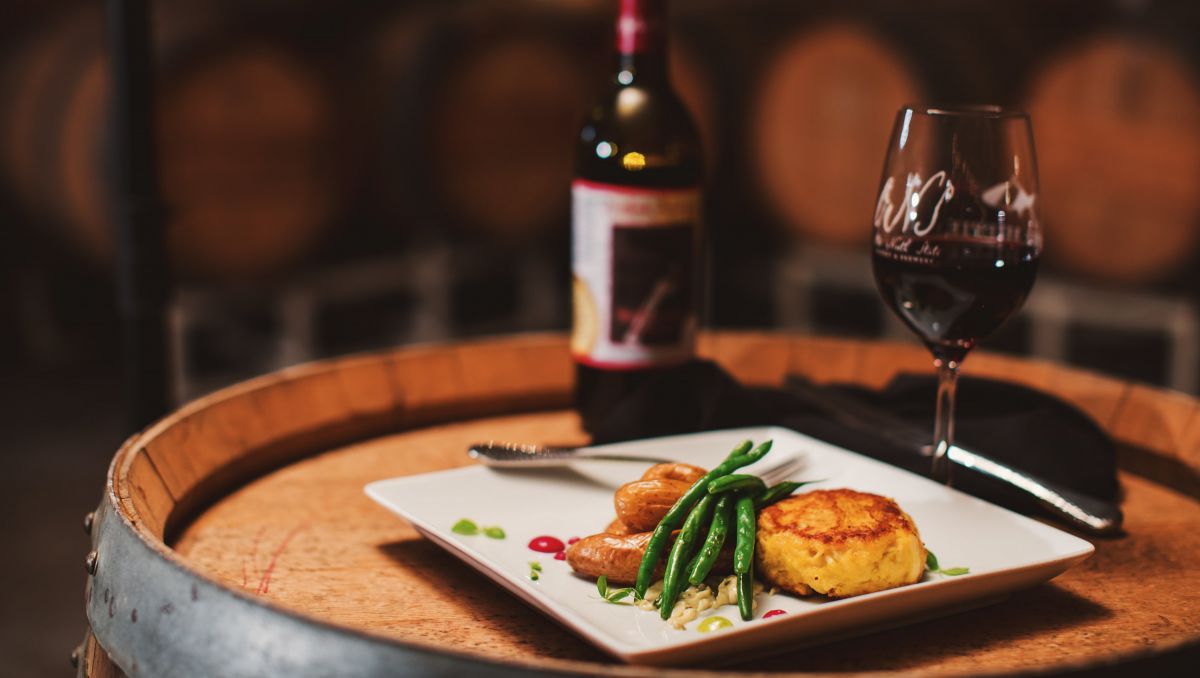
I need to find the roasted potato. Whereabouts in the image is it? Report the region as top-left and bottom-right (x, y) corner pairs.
(640, 462), (707, 485)
(604, 518), (636, 535)
(614, 478), (692, 532)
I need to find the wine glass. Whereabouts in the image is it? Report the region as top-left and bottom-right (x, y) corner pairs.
(871, 105), (1042, 484)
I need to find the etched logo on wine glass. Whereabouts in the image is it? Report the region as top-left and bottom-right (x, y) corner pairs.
(873, 171), (955, 264)
(980, 179), (1037, 217)
(874, 171), (955, 236)
(874, 171), (1040, 265)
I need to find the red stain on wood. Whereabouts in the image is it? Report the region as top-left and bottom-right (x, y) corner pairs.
(256, 524), (306, 595)
(251, 526), (265, 571)
(241, 526), (267, 590)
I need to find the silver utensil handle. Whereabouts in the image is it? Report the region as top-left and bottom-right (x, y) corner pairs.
(471, 454), (669, 468)
(466, 442), (674, 467)
(949, 446), (1123, 535)
(570, 451), (676, 464)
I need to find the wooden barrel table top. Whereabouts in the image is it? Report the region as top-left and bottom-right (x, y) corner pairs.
(81, 333), (1200, 677)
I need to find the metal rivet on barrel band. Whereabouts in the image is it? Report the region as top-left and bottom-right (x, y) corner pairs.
(83, 511), (95, 535)
(70, 645), (80, 668)
(85, 551), (99, 576)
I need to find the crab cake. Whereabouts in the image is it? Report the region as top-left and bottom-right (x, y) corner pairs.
(757, 489), (925, 598)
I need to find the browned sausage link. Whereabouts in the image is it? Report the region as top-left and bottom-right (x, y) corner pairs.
(614, 479), (693, 533)
(565, 531), (735, 585)
(605, 518), (636, 535)
(640, 462), (708, 485)
(567, 532), (663, 585)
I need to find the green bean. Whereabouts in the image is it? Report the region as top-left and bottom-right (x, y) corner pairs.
(721, 440), (753, 462)
(707, 474), (767, 496)
(737, 561), (755, 621)
(741, 439), (773, 464)
(735, 491), (757, 621)
(686, 493), (734, 585)
(755, 481), (801, 508)
(753, 477), (801, 504)
(659, 494), (716, 619)
(734, 492), (756, 575)
(634, 440), (772, 595)
(754, 480), (820, 509)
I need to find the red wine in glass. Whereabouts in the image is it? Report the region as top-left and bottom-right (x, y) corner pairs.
(873, 237), (1039, 364)
(870, 105), (1043, 485)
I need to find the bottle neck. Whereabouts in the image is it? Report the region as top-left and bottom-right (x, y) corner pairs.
(615, 0), (668, 83)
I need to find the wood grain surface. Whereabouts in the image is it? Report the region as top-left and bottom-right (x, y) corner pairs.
(100, 333), (1200, 676)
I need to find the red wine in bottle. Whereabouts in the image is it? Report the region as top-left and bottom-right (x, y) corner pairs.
(572, 0), (704, 432)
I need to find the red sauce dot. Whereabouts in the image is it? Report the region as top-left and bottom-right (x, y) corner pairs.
(553, 551), (567, 561)
(763, 609), (786, 619)
(528, 536), (565, 553)
(567, 537), (580, 545)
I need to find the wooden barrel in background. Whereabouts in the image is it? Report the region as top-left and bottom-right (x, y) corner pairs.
(367, 0), (714, 245)
(156, 46), (338, 279)
(2, 10), (109, 260)
(0, 6), (341, 280)
(751, 23), (922, 248)
(364, 1), (591, 245)
(80, 332), (1200, 676)
(430, 31), (590, 243)
(1026, 34), (1200, 286)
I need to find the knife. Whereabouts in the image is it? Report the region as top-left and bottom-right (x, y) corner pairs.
(784, 377), (1123, 536)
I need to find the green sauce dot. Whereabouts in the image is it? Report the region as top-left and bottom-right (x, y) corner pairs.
(451, 519), (479, 535)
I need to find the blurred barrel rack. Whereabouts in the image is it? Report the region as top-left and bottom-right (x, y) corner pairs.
(0, 0), (1197, 397)
(742, 0), (1200, 392)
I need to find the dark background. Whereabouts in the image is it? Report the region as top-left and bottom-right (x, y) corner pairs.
(1, 0), (1198, 674)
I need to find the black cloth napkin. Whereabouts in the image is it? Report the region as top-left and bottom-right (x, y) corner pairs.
(588, 360), (1118, 516)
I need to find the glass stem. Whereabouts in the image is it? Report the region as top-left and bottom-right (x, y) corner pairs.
(931, 358), (960, 485)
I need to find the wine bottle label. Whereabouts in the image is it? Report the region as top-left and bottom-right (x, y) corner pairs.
(571, 179), (700, 368)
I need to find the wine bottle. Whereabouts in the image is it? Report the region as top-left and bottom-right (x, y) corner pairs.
(572, 0), (704, 432)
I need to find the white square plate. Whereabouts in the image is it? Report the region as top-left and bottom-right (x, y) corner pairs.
(365, 426), (1094, 666)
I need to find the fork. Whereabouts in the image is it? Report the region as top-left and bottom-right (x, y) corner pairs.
(467, 441), (806, 485)
(468, 441), (674, 466)
(757, 456), (806, 485)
